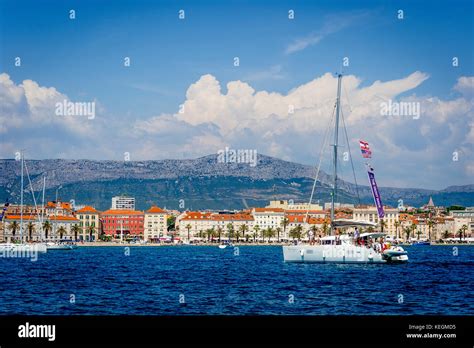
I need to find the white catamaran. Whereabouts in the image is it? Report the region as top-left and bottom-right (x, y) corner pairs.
(282, 74), (408, 264)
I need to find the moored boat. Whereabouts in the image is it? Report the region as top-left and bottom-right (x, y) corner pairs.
(46, 241), (78, 250)
(282, 74), (408, 264)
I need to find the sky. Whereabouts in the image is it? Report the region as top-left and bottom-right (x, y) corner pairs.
(0, 0), (473, 189)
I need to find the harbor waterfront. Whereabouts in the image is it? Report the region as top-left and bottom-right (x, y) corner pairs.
(0, 245), (472, 315)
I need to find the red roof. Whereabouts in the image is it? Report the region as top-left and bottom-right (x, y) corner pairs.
(146, 206), (166, 214)
(4, 215), (38, 221)
(284, 209), (326, 214)
(211, 214), (254, 221)
(49, 216), (79, 222)
(181, 212), (212, 220)
(76, 205), (99, 213)
(101, 209), (144, 216)
(254, 208), (285, 213)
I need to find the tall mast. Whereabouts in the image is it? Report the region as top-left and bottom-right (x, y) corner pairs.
(41, 175), (46, 239)
(331, 74), (342, 235)
(20, 150), (24, 242)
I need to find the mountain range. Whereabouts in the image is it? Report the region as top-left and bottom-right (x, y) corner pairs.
(0, 154), (472, 211)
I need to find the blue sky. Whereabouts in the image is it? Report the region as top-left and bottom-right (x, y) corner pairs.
(1, 0), (473, 189)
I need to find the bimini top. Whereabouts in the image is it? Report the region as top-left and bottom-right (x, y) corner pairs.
(360, 232), (387, 239)
(332, 219), (377, 228)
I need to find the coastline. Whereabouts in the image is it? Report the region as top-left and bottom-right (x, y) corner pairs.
(74, 242), (473, 247)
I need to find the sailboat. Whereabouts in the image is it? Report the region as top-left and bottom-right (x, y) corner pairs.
(0, 151), (47, 254)
(282, 74), (408, 264)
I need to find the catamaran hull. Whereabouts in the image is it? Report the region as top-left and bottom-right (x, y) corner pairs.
(282, 245), (407, 264)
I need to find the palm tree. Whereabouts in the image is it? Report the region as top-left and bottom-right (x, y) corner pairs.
(234, 228), (241, 243)
(394, 220), (401, 240)
(266, 227), (275, 242)
(86, 225), (96, 241)
(42, 220), (51, 240)
(275, 227), (282, 242)
(260, 226), (266, 243)
(26, 221), (35, 241)
(217, 226), (223, 243)
(289, 225), (303, 241)
(57, 226), (66, 240)
(71, 224), (81, 241)
(281, 217), (289, 240)
(427, 219), (436, 242)
(380, 219), (387, 233)
(442, 230), (450, 240)
(457, 228), (463, 241)
(253, 225), (260, 243)
(310, 225), (318, 236)
(198, 229), (205, 240)
(8, 221), (19, 240)
(321, 221), (330, 236)
(226, 223), (234, 242)
(461, 224), (468, 240)
(416, 229), (422, 240)
(205, 228), (214, 242)
(404, 227), (411, 243)
(185, 224), (192, 242)
(410, 222), (417, 240)
(239, 224), (248, 243)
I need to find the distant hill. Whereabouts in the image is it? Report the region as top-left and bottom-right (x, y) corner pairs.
(0, 155), (472, 211)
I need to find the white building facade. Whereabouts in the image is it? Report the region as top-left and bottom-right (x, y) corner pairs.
(111, 196), (135, 210)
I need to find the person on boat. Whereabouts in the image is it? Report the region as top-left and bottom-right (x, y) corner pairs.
(334, 229), (340, 245)
(308, 230), (314, 245)
(354, 227), (360, 245)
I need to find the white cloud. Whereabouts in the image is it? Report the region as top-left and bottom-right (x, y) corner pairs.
(243, 65), (285, 82)
(1, 71), (472, 188)
(454, 76), (474, 98)
(285, 11), (371, 54)
(0, 73), (98, 137)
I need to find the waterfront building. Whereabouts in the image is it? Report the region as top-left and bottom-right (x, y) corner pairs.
(252, 208), (285, 231)
(176, 212), (214, 240)
(352, 206), (399, 236)
(144, 206), (168, 242)
(6, 204), (42, 216)
(450, 208), (474, 238)
(284, 209), (327, 219)
(210, 213), (254, 241)
(323, 202), (355, 210)
(267, 200), (323, 211)
(176, 211), (254, 241)
(2, 214), (80, 242)
(433, 216), (455, 239)
(44, 201), (74, 217)
(111, 196), (135, 210)
(100, 209), (144, 240)
(76, 206), (101, 241)
(2, 214), (39, 242)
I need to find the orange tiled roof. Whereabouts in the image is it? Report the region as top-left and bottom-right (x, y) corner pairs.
(101, 209), (144, 215)
(284, 209), (326, 214)
(211, 214), (254, 221)
(49, 216), (79, 222)
(254, 208), (285, 213)
(146, 206), (166, 214)
(181, 212), (213, 220)
(287, 215), (305, 223)
(4, 215), (38, 221)
(76, 206), (99, 213)
(286, 215), (330, 224)
(46, 201), (72, 210)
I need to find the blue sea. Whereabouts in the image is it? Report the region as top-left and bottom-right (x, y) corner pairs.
(0, 245), (472, 315)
